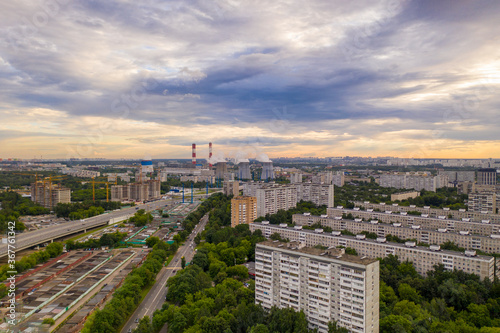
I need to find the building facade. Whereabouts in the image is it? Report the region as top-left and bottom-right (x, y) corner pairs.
(256, 185), (297, 217)
(379, 173), (447, 192)
(231, 196), (257, 227)
(324, 207), (500, 237)
(477, 168), (497, 185)
(111, 180), (161, 202)
(31, 183), (71, 208)
(390, 191), (420, 201)
(352, 201), (500, 224)
(255, 241), (379, 333)
(250, 222), (496, 281)
(296, 183), (335, 208)
(293, 213), (500, 254)
(223, 180), (240, 196)
(468, 192), (497, 214)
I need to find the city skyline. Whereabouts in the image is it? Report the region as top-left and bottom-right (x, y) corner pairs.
(1, 0), (499, 159)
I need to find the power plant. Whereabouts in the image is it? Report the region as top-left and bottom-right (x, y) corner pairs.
(261, 161), (275, 180)
(238, 161), (251, 180)
(215, 162), (228, 179)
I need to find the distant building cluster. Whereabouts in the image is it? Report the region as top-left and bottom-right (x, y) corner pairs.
(241, 182), (334, 217)
(111, 180), (161, 202)
(378, 173), (448, 192)
(61, 168), (101, 178)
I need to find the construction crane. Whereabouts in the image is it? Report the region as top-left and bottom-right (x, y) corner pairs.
(87, 177), (117, 202)
(42, 175), (66, 208)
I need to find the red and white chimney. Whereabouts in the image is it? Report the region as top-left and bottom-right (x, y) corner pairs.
(192, 143), (196, 165)
(209, 142), (213, 167)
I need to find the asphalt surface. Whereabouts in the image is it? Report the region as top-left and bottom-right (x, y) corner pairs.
(0, 199), (176, 258)
(121, 214), (209, 333)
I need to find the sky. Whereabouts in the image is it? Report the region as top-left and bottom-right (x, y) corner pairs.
(1, 0), (499, 160)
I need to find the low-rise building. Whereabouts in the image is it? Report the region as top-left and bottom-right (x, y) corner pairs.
(250, 222), (496, 281)
(390, 191), (420, 201)
(293, 213), (500, 253)
(324, 207), (500, 237)
(353, 201), (500, 223)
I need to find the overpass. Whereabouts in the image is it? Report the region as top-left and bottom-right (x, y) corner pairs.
(0, 199), (175, 259)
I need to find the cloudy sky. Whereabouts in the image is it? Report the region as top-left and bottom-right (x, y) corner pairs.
(1, 0), (499, 160)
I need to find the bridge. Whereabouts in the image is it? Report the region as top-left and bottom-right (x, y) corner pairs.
(0, 199), (173, 259)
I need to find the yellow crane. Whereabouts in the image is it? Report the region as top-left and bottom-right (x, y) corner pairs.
(42, 175), (66, 208)
(87, 177), (117, 202)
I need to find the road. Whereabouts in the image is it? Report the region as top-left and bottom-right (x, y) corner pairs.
(0, 199), (177, 258)
(121, 214), (209, 333)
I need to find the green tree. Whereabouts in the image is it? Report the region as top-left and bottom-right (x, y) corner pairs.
(181, 256), (186, 269)
(328, 321), (349, 333)
(45, 242), (63, 257)
(133, 316), (153, 333)
(379, 314), (412, 333)
(146, 236), (160, 248)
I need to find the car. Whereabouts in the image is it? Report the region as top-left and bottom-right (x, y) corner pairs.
(175, 259), (179, 262)
(128, 329), (132, 333)
(135, 318), (139, 323)
(173, 270), (176, 273)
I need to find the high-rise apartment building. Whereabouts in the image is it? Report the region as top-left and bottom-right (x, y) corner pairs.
(111, 180), (161, 202)
(379, 173), (446, 192)
(296, 183), (334, 207)
(290, 173), (303, 183)
(31, 183), (71, 208)
(477, 168), (497, 185)
(468, 192), (497, 214)
(231, 196), (257, 227)
(255, 240), (379, 333)
(224, 180), (240, 197)
(256, 184), (297, 217)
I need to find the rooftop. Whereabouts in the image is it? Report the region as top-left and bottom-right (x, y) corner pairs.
(257, 240), (379, 265)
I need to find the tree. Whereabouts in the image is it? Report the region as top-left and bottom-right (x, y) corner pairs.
(379, 314), (412, 333)
(250, 324), (269, 333)
(133, 316), (153, 333)
(146, 236), (160, 248)
(192, 252), (209, 271)
(398, 283), (422, 303)
(328, 321), (349, 333)
(45, 242), (63, 257)
(181, 256), (186, 269)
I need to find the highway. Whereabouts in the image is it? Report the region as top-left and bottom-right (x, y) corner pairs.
(0, 199), (177, 258)
(121, 214), (209, 333)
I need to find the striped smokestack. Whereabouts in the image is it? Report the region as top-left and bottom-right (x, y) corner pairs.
(192, 143), (196, 165)
(209, 142), (213, 167)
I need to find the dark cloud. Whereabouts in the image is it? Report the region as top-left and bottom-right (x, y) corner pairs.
(0, 0), (499, 157)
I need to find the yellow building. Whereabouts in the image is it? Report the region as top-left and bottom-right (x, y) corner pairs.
(231, 196), (257, 228)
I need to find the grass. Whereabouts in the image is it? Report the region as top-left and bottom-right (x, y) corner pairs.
(165, 254), (174, 266)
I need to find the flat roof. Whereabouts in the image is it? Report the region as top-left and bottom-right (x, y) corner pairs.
(257, 240), (378, 266)
(294, 212), (496, 240)
(252, 223), (494, 262)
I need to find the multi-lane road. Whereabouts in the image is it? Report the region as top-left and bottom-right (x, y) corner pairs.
(0, 199), (176, 258)
(121, 214), (209, 333)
